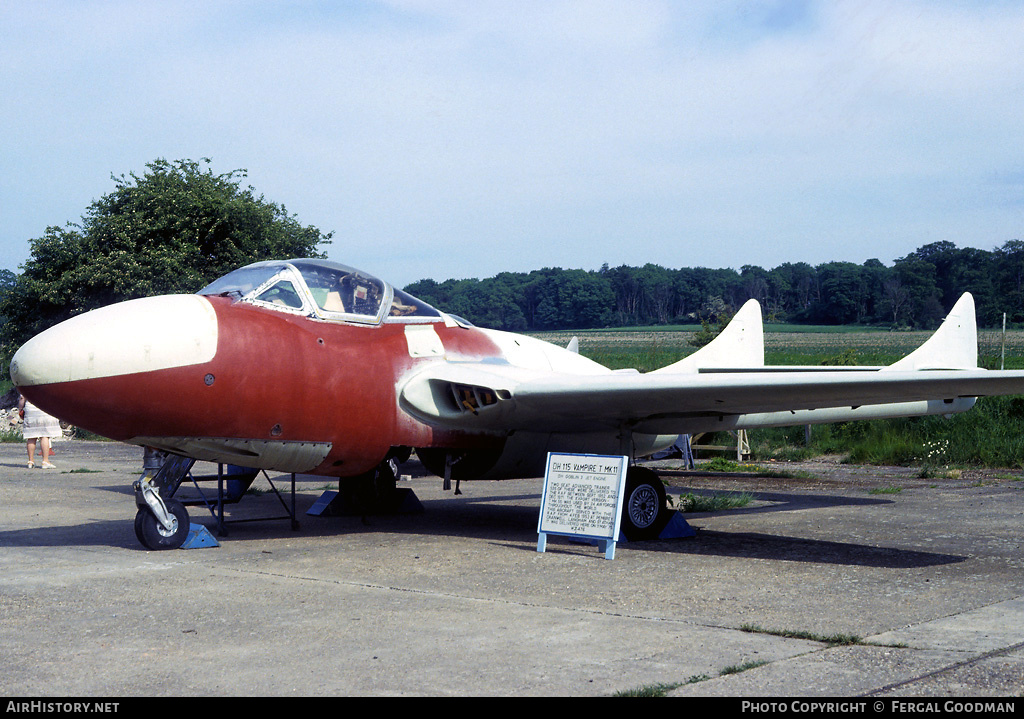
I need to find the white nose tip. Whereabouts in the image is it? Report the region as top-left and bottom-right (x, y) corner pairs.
(11, 295), (219, 387)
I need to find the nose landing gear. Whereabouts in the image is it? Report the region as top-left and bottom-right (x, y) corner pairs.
(134, 492), (191, 550)
(133, 454), (195, 550)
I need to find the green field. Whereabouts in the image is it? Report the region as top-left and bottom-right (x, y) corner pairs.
(530, 326), (1024, 469)
(532, 326), (1024, 371)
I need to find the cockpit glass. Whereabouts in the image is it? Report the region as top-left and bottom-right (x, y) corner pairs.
(254, 280), (304, 309)
(290, 259), (386, 319)
(389, 288), (441, 318)
(197, 264), (286, 298)
(199, 259), (442, 325)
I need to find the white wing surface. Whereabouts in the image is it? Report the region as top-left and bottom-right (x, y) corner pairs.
(399, 293), (1024, 436)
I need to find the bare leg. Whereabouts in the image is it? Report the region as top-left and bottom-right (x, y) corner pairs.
(26, 440), (36, 466)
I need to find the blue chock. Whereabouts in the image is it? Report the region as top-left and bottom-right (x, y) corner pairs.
(181, 523), (219, 549)
(618, 511), (697, 542)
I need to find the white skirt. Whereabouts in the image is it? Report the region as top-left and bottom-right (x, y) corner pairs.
(22, 401), (62, 440)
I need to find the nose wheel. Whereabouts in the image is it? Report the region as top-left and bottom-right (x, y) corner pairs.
(134, 497), (190, 550)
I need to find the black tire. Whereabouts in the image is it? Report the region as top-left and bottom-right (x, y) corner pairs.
(620, 467), (669, 541)
(134, 497), (190, 550)
(338, 460), (400, 516)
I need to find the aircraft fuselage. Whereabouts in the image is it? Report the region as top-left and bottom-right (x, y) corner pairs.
(16, 293), (515, 476)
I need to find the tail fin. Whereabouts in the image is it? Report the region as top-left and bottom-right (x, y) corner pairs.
(884, 293), (978, 371)
(655, 299), (764, 374)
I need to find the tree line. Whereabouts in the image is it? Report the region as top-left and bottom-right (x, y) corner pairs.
(405, 240), (1024, 332)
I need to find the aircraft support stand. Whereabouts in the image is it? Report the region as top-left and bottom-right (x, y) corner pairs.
(180, 464), (299, 538)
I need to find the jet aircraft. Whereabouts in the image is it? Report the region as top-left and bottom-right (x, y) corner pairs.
(11, 258), (1024, 550)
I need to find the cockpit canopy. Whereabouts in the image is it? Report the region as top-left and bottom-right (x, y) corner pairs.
(198, 259), (441, 325)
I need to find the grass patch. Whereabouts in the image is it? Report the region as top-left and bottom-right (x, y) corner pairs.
(693, 456), (816, 480)
(612, 681), (684, 697)
(674, 491), (755, 513)
(698, 457), (746, 472)
(740, 624), (862, 646)
(612, 673), (710, 697)
(740, 623), (907, 649)
(918, 465), (961, 480)
(759, 444), (817, 462)
(721, 659), (769, 675)
(62, 468), (101, 474)
(741, 396), (1024, 469)
(757, 468), (817, 480)
(868, 486), (903, 495)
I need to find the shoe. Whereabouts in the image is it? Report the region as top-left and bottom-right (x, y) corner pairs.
(27, 461), (34, 469)
(41, 462), (56, 469)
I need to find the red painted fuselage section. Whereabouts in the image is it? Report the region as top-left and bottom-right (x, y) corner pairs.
(21, 297), (506, 476)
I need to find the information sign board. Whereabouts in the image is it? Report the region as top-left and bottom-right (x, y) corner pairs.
(536, 452), (628, 560)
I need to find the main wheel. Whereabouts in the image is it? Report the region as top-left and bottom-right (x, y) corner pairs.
(620, 467), (669, 541)
(134, 497), (190, 550)
(337, 459), (402, 518)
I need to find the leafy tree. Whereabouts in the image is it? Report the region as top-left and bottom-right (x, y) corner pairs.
(533, 269), (613, 329)
(0, 269), (15, 323)
(678, 267), (742, 320)
(415, 276), (530, 331)
(994, 240), (1024, 323)
(672, 267), (705, 318)
(740, 264), (769, 306)
(859, 258), (889, 323)
(688, 309), (733, 348)
(952, 247), (998, 326)
(892, 256), (943, 328)
(815, 262), (867, 324)
(881, 275), (911, 326)
(1, 158), (330, 353)
(603, 264), (645, 325)
(0, 269), (15, 382)
(636, 264), (677, 324)
(767, 262), (816, 321)
(490, 273), (530, 331)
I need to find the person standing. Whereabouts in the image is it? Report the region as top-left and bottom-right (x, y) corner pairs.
(18, 393), (61, 469)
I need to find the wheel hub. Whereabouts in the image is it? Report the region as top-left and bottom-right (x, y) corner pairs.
(628, 486), (658, 528)
(156, 516), (179, 537)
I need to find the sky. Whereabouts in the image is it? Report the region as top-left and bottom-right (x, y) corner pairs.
(2, 0), (1023, 290)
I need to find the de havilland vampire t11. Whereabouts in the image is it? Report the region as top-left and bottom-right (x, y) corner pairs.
(11, 258), (1024, 549)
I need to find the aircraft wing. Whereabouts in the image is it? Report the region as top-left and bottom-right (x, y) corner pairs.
(400, 293), (1024, 436)
(399, 362), (1024, 434)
